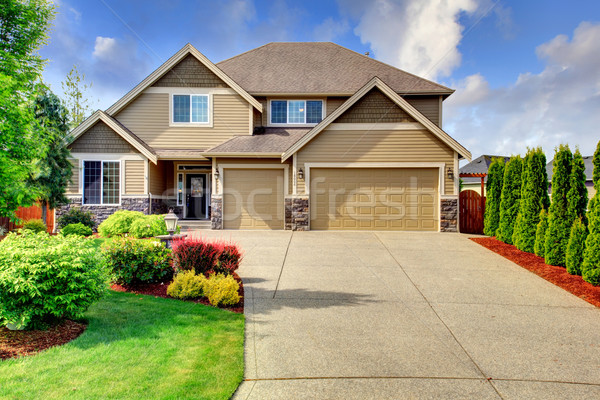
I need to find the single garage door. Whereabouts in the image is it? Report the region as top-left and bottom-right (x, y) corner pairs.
(310, 168), (438, 231)
(223, 169), (284, 229)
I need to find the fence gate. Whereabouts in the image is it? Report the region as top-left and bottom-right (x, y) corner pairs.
(459, 190), (486, 234)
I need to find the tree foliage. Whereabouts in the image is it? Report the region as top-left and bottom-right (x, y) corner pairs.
(61, 64), (95, 129)
(513, 148), (549, 252)
(566, 218), (587, 276)
(0, 0), (55, 219)
(545, 145), (574, 266)
(483, 157), (504, 237)
(497, 156), (523, 244)
(582, 141), (600, 285)
(567, 149), (588, 226)
(534, 209), (548, 257)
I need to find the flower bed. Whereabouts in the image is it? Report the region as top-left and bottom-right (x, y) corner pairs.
(471, 236), (600, 307)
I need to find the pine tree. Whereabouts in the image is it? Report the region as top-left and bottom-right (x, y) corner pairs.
(582, 140), (600, 285)
(534, 209), (548, 257)
(483, 157), (504, 237)
(567, 149), (588, 225)
(513, 148), (550, 253)
(566, 218), (587, 276)
(497, 156), (523, 244)
(545, 145), (574, 266)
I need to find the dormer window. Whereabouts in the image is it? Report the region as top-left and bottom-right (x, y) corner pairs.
(172, 94), (210, 124)
(270, 100), (323, 125)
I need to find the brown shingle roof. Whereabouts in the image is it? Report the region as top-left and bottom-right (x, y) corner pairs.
(217, 42), (453, 96)
(206, 128), (311, 154)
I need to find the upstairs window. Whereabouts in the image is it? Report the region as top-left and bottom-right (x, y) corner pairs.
(270, 100), (323, 125)
(83, 161), (120, 205)
(173, 94), (209, 124)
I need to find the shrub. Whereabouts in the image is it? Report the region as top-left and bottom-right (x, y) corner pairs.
(566, 218), (587, 276)
(61, 222), (93, 237)
(513, 148), (549, 253)
(582, 140), (600, 285)
(534, 209), (549, 257)
(204, 273), (240, 307)
(98, 210), (145, 237)
(57, 208), (96, 229)
(0, 232), (108, 329)
(103, 237), (173, 284)
(22, 219), (47, 233)
(567, 149), (588, 225)
(497, 156), (523, 244)
(167, 270), (207, 299)
(545, 145), (574, 266)
(214, 245), (242, 275)
(172, 238), (220, 275)
(483, 157), (505, 237)
(129, 214), (169, 238)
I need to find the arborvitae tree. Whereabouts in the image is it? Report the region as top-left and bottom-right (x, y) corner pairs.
(566, 218), (587, 276)
(534, 209), (548, 257)
(497, 156), (523, 244)
(513, 148), (550, 252)
(567, 149), (588, 225)
(545, 145), (574, 266)
(483, 157), (505, 237)
(582, 140), (600, 285)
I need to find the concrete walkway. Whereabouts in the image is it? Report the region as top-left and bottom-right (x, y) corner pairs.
(197, 231), (600, 399)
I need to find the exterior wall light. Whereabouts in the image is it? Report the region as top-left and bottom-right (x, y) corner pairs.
(447, 167), (454, 180)
(214, 169), (220, 180)
(298, 168), (304, 180)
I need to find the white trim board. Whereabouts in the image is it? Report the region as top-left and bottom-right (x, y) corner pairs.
(326, 122), (424, 131)
(145, 87), (236, 95)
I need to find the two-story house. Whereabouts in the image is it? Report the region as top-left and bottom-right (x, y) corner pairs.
(62, 42), (471, 232)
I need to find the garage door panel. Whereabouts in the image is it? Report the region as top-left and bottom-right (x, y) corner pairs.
(310, 168), (438, 231)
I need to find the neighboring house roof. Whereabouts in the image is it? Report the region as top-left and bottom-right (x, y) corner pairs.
(217, 42), (454, 96)
(546, 156), (594, 182)
(105, 44), (262, 115)
(282, 77), (471, 161)
(460, 155), (510, 184)
(205, 128), (310, 156)
(68, 110), (158, 164)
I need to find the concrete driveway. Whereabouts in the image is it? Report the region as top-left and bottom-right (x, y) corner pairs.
(198, 231), (600, 399)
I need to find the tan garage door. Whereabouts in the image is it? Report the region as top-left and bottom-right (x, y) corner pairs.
(223, 169), (284, 229)
(310, 168), (438, 231)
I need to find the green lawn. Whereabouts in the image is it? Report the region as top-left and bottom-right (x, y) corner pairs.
(0, 291), (245, 400)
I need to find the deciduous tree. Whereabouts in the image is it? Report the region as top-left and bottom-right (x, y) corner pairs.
(61, 64), (95, 129)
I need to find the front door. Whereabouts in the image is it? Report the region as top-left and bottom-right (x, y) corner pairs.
(185, 174), (208, 219)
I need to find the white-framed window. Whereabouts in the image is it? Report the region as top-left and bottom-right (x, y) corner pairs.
(177, 173), (184, 206)
(270, 100), (324, 125)
(83, 160), (121, 205)
(172, 94), (210, 124)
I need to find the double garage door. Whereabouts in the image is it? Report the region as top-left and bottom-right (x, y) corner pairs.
(222, 167), (439, 231)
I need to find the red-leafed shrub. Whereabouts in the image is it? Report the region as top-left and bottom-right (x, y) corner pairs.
(172, 237), (242, 276)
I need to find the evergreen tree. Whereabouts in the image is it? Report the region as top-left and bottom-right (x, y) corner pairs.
(545, 145), (574, 266)
(497, 156), (523, 244)
(534, 209), (548, 257)
(567, 149), (588, 225)
(582, 140), (600, 285)
(566, 218), (587, 276)
(513, 148), (550, 252)
(483, 157), (504, 237)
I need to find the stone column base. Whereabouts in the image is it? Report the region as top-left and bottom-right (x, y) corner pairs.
(440, 198), (458, 232)
(56, 196), (151, 228)
(211, 196), (223, 229)
(285, 197), (309, 231)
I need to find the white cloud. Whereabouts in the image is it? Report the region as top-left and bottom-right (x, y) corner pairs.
(313, 17), (350, 41)
(93, 37), (117, 60)
(445, 22), (600, 160)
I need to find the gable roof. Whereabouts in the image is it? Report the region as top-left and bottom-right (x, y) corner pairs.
(460, 155), (510, 183)
(546, 156), (594, 182)
(105, 44), (262, 115)
(204, 128), (311, 157)
(217, 42), (454, 96)
(68, 110), (158, 164)
(282, 77), (471, 161)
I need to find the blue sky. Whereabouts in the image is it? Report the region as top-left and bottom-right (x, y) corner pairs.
(42, 0), (600, 160)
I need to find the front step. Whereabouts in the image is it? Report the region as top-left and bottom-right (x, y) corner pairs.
(178, 220), (212, 231)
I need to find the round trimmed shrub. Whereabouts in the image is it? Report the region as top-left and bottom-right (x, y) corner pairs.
(98, 210), (145, 237)
(167, 270), (206, 299)
(129, 214), (169, 238)
(22, 219), (47, 233)
(57, 208), (96, 229)
(204, 273), (240, 307)
(61, 222), (93, 237)
(0, 232), (108, 330)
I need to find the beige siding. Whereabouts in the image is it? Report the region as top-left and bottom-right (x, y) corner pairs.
(296, 128), (455, 195)
(115, 93), (250, 149)
(153, 55), (227, 88)
(149, 160), (167, 196)
(405, 96), (440, 126)
(125, 160), (145, 194)
(256, 97), (268, 126)
(337, 88), (415, 123)
(67, 158), (79, 194)
(326, 97), (348, 116)
(69, 121), (137, 153)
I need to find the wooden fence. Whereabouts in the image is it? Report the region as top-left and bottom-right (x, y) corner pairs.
(459, 190), (486, 234)
(0, 204), (54, 233)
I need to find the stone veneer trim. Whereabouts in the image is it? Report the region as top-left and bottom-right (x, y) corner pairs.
(440, 198), (458, 233)
(285, 197), (309, 231)
(211, 196), (223, 230)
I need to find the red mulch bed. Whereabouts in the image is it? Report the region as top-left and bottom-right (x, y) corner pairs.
(110, 272), (244, 314)
(1, 320), (86, 361)
(471, 237), (600, 308)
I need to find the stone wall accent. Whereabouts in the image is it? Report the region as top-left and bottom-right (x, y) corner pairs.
(440, 198), (458, 232)
(56, 197), (150, 229)
(285, 197), (309, 231)
(211, 196), (223, 230)
(150, 198), (170, 215)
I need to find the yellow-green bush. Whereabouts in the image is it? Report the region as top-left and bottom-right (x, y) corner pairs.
(167, 270), (206, 299)
(204, 273), (240, 307)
